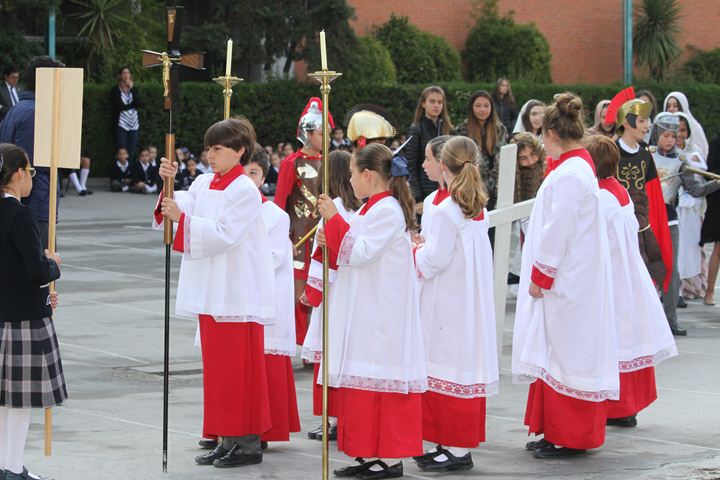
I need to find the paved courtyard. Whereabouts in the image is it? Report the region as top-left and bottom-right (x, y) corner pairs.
(21, 185), (720, 479)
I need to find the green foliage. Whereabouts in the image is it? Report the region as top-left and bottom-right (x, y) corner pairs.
(0, 25), (44, 74)
(351, 37), (397, 84)
(462, 0), (551, 83)
(683, 49), (720, 84)
(633, 0), (682, 80)
(372, 15), (461, 83)
(81, 80), (720, 177)
(70, 0), (129, 79)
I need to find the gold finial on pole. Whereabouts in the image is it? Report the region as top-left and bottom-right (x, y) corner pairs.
(308, 29), (341, 480)
(213, 38), (242, 120)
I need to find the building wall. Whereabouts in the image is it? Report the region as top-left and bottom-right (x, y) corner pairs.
(347, 0), (720, 84)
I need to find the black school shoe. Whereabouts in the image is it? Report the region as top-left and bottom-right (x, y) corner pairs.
(333, 458), (370, 477)
(356, 461), (403, 479)
(308, 424), (323, 439)
(532, 443), (586, 459)
(198, 438), (219, 450)
(315, 424), (337, 441)
(419, 451), (473, 472)
(525, 438), (553, 451)
(607, 415), (638, 427)
(413, 445), (444, 462)
(195, 444), (228, 465)
(5, 467), (49, 479)
(213, 445), (263, 468)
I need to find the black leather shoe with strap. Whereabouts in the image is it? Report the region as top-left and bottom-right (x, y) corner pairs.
(356, 461), (403, 479)
(333, 458), (372, 477)
(419, 451), (473, 472)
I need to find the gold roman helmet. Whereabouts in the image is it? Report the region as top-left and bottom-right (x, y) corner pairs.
(344, 104), (397, 149)
(616, 99), (652, 128)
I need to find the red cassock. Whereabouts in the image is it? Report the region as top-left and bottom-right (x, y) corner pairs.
(262, 354), (301, 441)
(607, 367), (657, 419)
(524, 380), (607, 450)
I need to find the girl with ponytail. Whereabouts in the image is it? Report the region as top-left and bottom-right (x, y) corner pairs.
(411, 136), (498, 472)
(315, 143), (425, 477)
(513, 93), (618, 458)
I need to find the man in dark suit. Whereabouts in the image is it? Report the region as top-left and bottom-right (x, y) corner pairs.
(0, 65), (20, 122)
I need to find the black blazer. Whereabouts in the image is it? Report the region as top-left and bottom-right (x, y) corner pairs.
(110, 85), (144, 127)
(0, 83), (16, 120)
(0, 196), (60, 322)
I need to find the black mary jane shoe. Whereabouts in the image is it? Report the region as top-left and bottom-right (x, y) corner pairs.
(671, 328), (687, 337)
(356, 461), (403, 479)
(5, 467), (50, 480)
(195, 444), (228, 465)
(333, 458), (371, 477)
(413, 445), (444, 462)
(525, 438), (553, 451)
(607, 415), (638, 427)
(261, 441), (268, 450)
(198, 438), (219, 450)
(315, 424), (337, 441)
(419, 451), (473, 472)
(532, 444), (586, 459)
(213, 445), (263, 468)
(678, 296), (688, 308)
(308, 424), (323, 439)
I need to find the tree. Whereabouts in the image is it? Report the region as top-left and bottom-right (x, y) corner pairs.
(684, 48), (720, 84)
(70, 0), (129, 79)
(462, 0), (551, 83)
(372, 15), (461, 83)
(633, 0), (682, 80)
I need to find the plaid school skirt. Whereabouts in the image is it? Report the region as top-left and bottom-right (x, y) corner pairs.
(0, 317), (68, 408)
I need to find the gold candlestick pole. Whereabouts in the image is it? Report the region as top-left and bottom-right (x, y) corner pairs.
(212, 75), (243, 120)
(308, 64), (341, 480)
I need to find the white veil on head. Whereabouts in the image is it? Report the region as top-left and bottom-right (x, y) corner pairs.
(675, 111), (706, 169)
(513, 99), (541, 134)
(663, 91), (709, 158)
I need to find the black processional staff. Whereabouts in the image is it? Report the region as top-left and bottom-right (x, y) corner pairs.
(141, 5), (204, 472)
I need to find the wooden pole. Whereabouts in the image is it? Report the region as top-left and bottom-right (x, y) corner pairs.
(44, 68), (62, 457)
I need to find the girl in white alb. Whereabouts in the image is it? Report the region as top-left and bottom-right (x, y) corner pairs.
(512, 94), (617, 459)
(317, 144), (426, 479)
(587, 135), (677, 428)
(300, 150), (361, 441)
(413, 136), (498, 472)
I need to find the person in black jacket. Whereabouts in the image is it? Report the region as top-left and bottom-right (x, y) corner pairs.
(109, 147), (132, 192)
(0, 143), (67, 480)
(130, 146), (159, 194)
(492, 77), (517, 137)
(405, 86), (454, 210)
(111, 66), (144, 160)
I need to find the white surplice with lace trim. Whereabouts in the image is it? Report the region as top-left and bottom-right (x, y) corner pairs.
(301, 197), (354, 363)
(168, 173), (276, 323)
(415, 201), (499, 399)
(512, 156), (619, 402)
(323, 196), (427, 394)
(599, 190), (678, 371)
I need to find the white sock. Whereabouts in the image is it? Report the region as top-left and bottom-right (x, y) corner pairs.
(121, 185), (129, 192)
(69, 172), (83, 193)
(79, 168), (90, 189)
(4, 408), (31, 474)
(145, 184), (158, 194)
(426, 444), (441, 454)
(368, 458), (399, 471)
(329, 416), (337, 427)
(433, 446), (470, 462)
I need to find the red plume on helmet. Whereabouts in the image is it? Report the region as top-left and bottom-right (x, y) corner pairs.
(296, 97), (335, 145)
(605, 87), (635, 124)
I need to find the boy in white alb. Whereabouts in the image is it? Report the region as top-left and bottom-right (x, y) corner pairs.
(245, 145), (301, 443)
(155, 117), (276, 469)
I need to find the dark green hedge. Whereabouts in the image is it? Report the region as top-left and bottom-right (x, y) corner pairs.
(83, 80), (720, 176)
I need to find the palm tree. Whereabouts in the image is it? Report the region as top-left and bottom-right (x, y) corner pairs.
(71, 0), (128, 78)
(633, 0), (682, 80)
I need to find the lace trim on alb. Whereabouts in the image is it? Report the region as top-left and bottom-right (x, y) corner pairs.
(307, 275), (323, 292)
(513, 362), (619, 402)
(184, 214), (192, 255)
(264, 347), (295, 357)
(427, 376), (498, 398)
(533, 261), (557, 278)
(213, 315), (270, 325)
(619, 348), (676, 372)
(301, 347), (322, 363)
(337, 233), (357, 266)
(329, 374), (427, 394)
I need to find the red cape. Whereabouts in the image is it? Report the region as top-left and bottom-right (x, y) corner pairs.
(273, 149), (321, 211)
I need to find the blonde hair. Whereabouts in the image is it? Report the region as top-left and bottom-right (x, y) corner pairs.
(543, 92), (585, 142)
(440, 136), (488, 218)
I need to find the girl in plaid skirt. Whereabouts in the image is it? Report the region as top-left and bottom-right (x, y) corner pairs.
(0, 143), (67, 480)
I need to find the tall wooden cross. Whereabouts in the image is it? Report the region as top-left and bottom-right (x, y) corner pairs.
(488, 144), (536, 359)
(141, 5), (204, 472)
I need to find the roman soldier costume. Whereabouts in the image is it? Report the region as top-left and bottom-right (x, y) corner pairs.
(344, 104), (397, 149)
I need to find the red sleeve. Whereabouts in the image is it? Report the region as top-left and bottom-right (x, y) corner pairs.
(646, 177), (673, 292)
(324, 213), (350, 265)
(305, 284), (323, 307)
(172, 214), (185, 253)
(153, 192), (164, 225)
(273, 157), (297, 211)
(531, 266), (554, 289)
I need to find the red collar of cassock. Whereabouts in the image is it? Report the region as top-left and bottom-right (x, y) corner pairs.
(359, 191), (392, 215)
(598, 176), (630, 206)
(433, 187), (450, 206)
(210, 164), (245, 191)
(555, 148), (596, 175)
